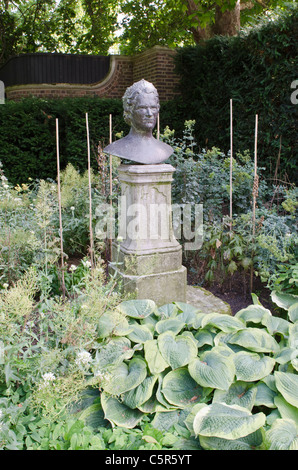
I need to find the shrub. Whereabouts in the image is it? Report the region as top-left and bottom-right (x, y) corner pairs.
(0, 96), (128, 185)
(174, 6), (298, 182)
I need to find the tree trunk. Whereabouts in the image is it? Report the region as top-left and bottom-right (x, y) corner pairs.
(186, 0), (241, 43)
(212, 0), (240, 36)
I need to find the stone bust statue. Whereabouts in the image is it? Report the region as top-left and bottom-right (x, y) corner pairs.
(104, 79), (173, 164)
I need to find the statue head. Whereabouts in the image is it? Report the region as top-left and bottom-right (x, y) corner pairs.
(123, 79), (160, 134)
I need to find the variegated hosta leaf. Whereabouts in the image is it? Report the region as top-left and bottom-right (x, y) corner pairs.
(193, 403), (266, 440)
(101, 392), (143, 428)
(127, 323), (153, 343)
(117, 299), (157, 319)
(158, 331), (197, 370)
(288, 302), (298, 323)
(266, 418), (298, 450)
(275, 371), (298, 408)
(228, 327), (279, 353)
(255, 382), (277, 408)
(213, 381), (257, 411)
(103, 357), (147, 395)
(199, 429), (263, 450)
(157, 303), (178, 319)
(122, 375), (158, 409)
(271, 291), (298, 311)
(144, 339), (169, 375)
(274, 395), (298, 423)
(234, 351), (275, 382)
(262, 315), (290, 337)
(201, 313), (245, 333)
(97, 310), (132, 338)
(155, 318), (185, 335)
(188, 348), (235, 390)
(161, 367), (209, 408)
(95, 337), (133, 369)
(194, 328), (215, 348)
(235, 304), (272, 324)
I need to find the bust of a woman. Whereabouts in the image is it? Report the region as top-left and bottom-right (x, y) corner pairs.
(104, 79), (173, 164)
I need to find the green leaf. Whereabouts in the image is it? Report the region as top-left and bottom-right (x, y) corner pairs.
(271, 291), (298, 311)
(101, 392), (143, 429)
(158, 331), (197, 369)
(262, 315), (290, 337)
(95, 337), (133, 369)
(157, 303), (178, 319)
(274, 395), (298, 423)
(228, 327), (279, 353)
(201, 313), (245, 333)
(255, 382), (277, 408)
(97, 310), (132, 338)
(266, 419), (298, 450)
(234, 351), (275, 382)
(189, 347), (235, 390)
(122, 375), (158, 409)
(235, 304), (271, 324)
(162, 368), (209, 408)
(288, 302), (298, 323)
(155, 318), (185, 335)
(199, 429), (263, 450)
(194, 328), (214, 348)
(193, 403), (266, 440)
(127, 323), (153, 343)
(213, 381), (257, 411)
(103, 357), (147, 395)
(144, 339), (169, 375)
(275, 371), (298, 408)
(117, 299), (157, 319)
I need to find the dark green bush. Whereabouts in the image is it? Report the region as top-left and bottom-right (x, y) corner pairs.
(174, 6), (298, 182)
(0, 96), (129, 184)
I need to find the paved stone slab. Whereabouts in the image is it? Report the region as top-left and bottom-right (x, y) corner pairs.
(186, 285), (231, 315)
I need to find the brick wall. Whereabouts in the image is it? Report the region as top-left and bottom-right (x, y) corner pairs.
(5, 46), (180, 102)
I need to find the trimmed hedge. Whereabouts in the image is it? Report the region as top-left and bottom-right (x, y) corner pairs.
(0, 96), (186, 185)
(174, 7), (298, 182)
(0, 97), (128, 184)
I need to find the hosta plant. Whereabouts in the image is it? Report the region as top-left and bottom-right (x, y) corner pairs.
(80, 291), (298, 450)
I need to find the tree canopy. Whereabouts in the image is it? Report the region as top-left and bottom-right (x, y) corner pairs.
(0, 0), (295, 64)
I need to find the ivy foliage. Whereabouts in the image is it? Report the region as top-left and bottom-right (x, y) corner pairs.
(174, 6), (298, 181)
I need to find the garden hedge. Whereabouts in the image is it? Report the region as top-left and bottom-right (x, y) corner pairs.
(174, 6), (298, 182)
(0, 96), (185, 185)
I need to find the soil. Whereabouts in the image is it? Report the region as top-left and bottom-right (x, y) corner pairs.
(68, 253), (276, 316)
(187, 268), (276, 315)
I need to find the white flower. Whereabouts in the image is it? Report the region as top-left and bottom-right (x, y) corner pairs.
(82, 259), (91, 268)
(75, 351), (92, 367)
(38, 372), (56, 390)
(69, 264), (77, 272)
(70, 206), (75, 211)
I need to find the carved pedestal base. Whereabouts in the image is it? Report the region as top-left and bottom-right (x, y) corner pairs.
(109, 163), (187, 306)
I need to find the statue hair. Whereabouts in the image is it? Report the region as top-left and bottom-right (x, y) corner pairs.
(122, 79), (160, 126)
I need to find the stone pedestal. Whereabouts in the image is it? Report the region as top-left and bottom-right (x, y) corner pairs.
(109, 163), (187, 306)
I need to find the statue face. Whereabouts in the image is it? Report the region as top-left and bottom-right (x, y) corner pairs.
(131, 92), (159, 133)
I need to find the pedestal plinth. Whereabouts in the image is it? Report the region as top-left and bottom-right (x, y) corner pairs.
(109, 163), (187, 306)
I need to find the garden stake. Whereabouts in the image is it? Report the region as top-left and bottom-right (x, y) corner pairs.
(86, 113), (95, 269)
(56, 118), (66, 299)
(109, 114), (113, 259)
(250, 114), (259, 294)
(230, 99), (233, 232)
